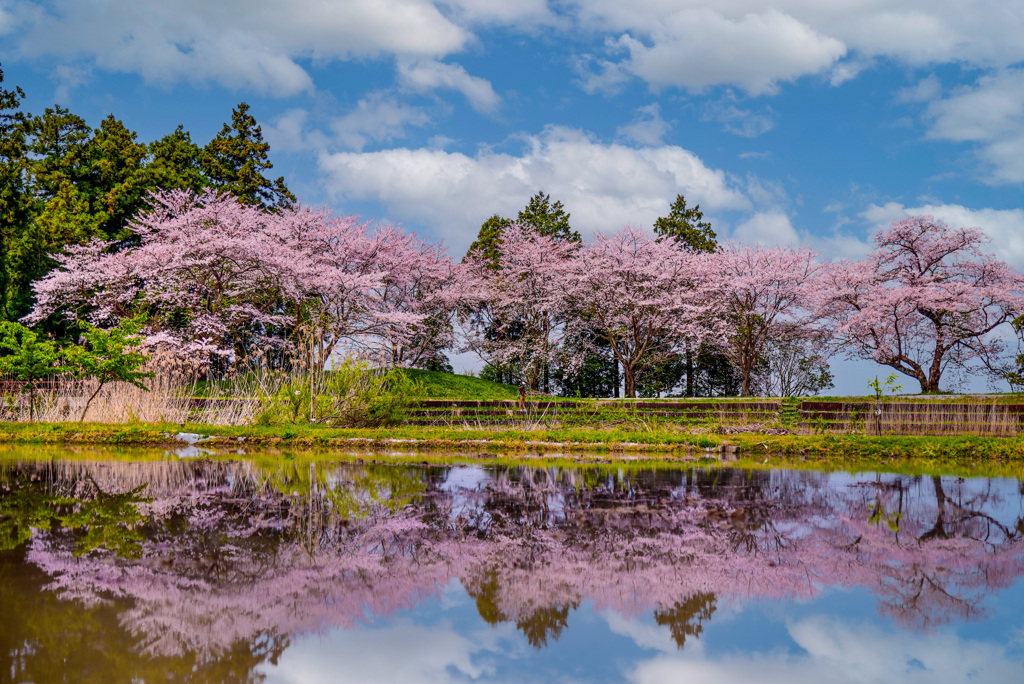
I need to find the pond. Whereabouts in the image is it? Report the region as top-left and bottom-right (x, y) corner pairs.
(1, 449), (1023, 683)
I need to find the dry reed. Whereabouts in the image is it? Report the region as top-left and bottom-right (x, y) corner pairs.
(812, 401), (1022, 437)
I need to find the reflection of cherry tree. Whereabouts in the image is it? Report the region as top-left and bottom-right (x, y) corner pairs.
(809, 474), (1024, 630)
(5, 459), (1024, 671)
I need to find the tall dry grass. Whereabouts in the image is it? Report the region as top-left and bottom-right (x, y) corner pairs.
(0, 352), (279, 425)
(810, 401), (1022, 437)
(869, 402), (1020, 437)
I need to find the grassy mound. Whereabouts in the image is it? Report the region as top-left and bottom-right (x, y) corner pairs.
(399, 369), (519, 400)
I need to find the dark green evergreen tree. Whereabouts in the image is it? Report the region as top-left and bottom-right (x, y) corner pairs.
(27, 106), (93, 199)
(653, 194), (716, 253)
(0, 64), (32, 319)
(652, 194), (733, 396)
(86, 115), (150, 239)
(516, 191), (579, 242)
(201, 102), (295, 209)
(147, 124), (207, 195)
(464, 214), (512, 267)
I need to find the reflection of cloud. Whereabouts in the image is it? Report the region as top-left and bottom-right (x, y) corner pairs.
(258, 619), (505, 684)
(628, 616), (1021, 684)
(603, 611), (677, 653)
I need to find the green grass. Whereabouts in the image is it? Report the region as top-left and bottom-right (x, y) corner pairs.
(399, 369), (520, 400)
(2, 426), (1023, 479)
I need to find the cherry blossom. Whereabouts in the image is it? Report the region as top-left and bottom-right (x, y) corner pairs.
(820, 216), (1024, 392)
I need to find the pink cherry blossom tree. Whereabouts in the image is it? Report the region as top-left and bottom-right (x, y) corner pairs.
(718, 244), (824, 396)
(461, 224), (585, 390)
(820, 216), (1024, 393)
(365, 224), (462, 369)
(562, 227), (726, 398)
(25, 189), (459, 371)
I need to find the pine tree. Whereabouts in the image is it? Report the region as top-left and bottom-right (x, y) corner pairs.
(201, 103), (295, 209)
(653, 194), (716, 253)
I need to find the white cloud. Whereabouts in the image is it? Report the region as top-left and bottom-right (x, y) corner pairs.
(923, 69), (1024, 183)
(264, 109), (319, 153)
(702, 97), (774, 138)
(443, 0), (558, 27)
(829, 58), (872, 86)
(616, 103), (671, 145)
(860, 201), (1024, 268)
(731, 211), (799, 246)
(50, 63), (91, 103)
(397, 59), (501, 113)
(607, 9), (846, 96)
(331, 93), (433, 150)
(925, 70), (1024, 142)
(0, 6), (14, 35)
(570, 2), (1024, 94)
(264, 95), (431, 154)
(318, 125), (749, 253)
(11, 1), (1024, 101)
(5, 0), (470, 95)
(896, 75), (942, 103)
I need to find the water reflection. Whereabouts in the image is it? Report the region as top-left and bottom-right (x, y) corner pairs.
(1, 457), (1023, 682)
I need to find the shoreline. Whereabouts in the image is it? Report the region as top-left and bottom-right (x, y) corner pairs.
(1, 422), (1023, 474)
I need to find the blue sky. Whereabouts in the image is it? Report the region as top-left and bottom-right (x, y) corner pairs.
(3, 1), (1024, 391)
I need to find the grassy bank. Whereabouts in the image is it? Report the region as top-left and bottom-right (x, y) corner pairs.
(4, 419), (1024, 463)
(2, 426), (1024, 480)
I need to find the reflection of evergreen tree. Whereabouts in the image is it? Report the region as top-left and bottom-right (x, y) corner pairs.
(654, 592), (717, 649)
(516, 601), (580, 649)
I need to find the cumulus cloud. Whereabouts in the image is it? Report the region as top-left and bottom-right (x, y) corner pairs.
(570, 1), (1024, 95)
(923, 69), (1024, 183)
(4, 0), (469, 95)
(318, 125), (749, 253)
(828, 58), (872, 86)
(607, 9), (846, 96)
(397, 59), (501, 113)
(331, 93), (433, 150)
(263, 109), (320, 153)
(10, 1), (1024, 100)
(50, 63), (91, 103)
(860, 201), (1024, 268)
(731, 211), (799, 245)
(264, 94), (431, 154)
(616, 104), (671, 145)
(443, 0), (558, 27)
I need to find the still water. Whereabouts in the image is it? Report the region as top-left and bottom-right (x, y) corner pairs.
(1, 450), (1023, 683)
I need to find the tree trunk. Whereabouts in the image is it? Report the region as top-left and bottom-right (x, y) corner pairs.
(612, 358), (620, 398)
(79, 382), (105, 422)
(623, 364), (636, 398)
(685, 346), (694, 398)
